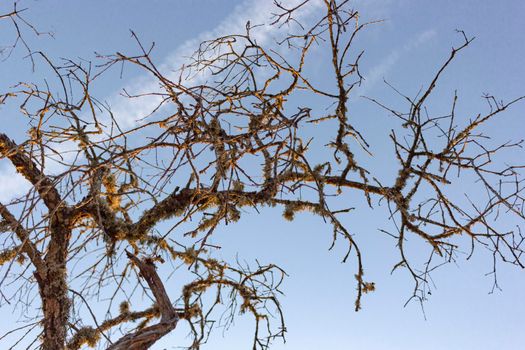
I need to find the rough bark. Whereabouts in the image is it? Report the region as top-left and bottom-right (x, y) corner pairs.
(0, 133), (71, 350)
(39, 218), (71, 350)
(106, 252), (178, 350)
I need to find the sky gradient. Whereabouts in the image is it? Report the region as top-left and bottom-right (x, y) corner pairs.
(0, 1), (524, 349)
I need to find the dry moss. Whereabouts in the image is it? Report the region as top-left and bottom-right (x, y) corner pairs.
(0, 248), (17, 266)
(102, 173), (121, 211)
(67, 326), (100, 350)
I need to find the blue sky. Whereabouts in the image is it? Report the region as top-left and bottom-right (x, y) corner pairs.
(0, 1), (524, 349)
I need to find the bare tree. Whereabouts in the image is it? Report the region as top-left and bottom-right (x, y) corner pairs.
(0, 1), (523, 349)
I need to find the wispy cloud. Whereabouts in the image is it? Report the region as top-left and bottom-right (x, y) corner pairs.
(358, 29), (437, 96)
(0, 0), (323, 202)
(0, 162), (30, 201)
(0, 140), (78, 202)
(108, 0), (323, 129)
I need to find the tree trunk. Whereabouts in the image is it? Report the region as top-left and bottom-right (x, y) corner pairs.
(39, 218), (71, 350)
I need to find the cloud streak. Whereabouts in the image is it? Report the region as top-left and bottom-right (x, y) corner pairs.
(0, 162), (30, 201)
(358, 29), (437, 96)
(0, 140), (79, 202)
(108, 0), (323, 129)
(0, 0), (323, 202)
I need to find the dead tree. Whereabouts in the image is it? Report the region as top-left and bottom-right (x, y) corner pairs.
(0, 1), (523, 349)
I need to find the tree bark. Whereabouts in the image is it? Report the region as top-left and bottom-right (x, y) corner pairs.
(39, 217), (72, 350)
(107, 252), (178, 350)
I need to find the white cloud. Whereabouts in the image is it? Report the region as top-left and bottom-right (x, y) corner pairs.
(358, 29), (437, 96)
(107, 0), (323, 129)
(0, 140), (79, 202)
(0, 162), (30, 201)
(0, 0), (324, 201)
